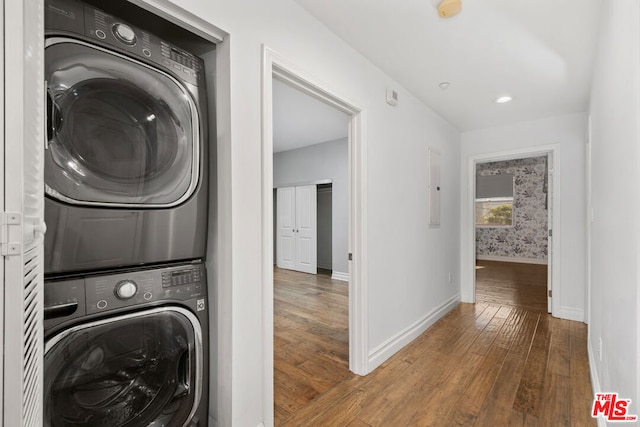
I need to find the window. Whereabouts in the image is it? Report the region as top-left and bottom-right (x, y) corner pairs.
(475, 174), (514, 227)
(475, 197), (513, 226)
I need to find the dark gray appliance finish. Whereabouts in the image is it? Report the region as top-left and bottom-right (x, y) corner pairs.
(44, 262), (209, 427)
(44, 0), (210, 275)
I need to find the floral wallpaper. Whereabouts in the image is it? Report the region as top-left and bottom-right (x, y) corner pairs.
(476, 156), (548, 261)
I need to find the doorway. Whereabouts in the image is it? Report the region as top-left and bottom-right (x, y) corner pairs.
(466, 147), (559, 317)
(474, 155), (551, 312)
(261, 47), (368, 425)
(271, 76), (350, 423)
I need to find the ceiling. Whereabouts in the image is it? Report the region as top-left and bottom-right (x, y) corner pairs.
(273, 78), (349, 153)
(291, 0), (604, 131)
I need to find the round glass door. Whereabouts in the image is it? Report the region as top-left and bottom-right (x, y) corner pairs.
(44, 308), (202, 427)
(45, 38), (199, 207)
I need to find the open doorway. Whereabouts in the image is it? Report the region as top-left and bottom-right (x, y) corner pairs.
(262, 47), (368, 425)
(271, 77), (349, 423)
(474, 154), (552, 313)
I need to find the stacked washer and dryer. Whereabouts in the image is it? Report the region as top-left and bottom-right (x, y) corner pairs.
(43, 1), (211, 426)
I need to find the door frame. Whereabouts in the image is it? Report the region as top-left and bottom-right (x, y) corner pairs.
(261, 45), (369, 424)
(463, 144), (561, 316)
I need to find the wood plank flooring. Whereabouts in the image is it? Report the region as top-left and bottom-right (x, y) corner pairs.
(475, 260), (548, 312)
(274, 263), (595, 426)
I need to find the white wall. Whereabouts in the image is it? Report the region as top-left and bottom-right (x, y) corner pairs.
(273, 138), (348, 274)
(170, 0), (462, 426)
(461, 113), (588, 321)
(588, 0), (639, 420)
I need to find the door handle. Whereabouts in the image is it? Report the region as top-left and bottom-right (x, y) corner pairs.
(44, 302), (78, 320)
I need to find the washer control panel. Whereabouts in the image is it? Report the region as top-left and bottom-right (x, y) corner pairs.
(115, 280), (138, 300)
(84, 263), (206, 315)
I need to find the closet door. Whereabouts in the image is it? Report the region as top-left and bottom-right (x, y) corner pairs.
(276, 187), (296, 270)
(295, 185), (317, 275)
(3, 1), (46, 425)
(276, 186), (317, 274)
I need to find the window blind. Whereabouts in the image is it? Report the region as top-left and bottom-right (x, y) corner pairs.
(476, 174), (514, 198)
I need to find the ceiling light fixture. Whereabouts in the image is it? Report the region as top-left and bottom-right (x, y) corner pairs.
(495, 95), (513, 104)
(437, 0), (462, 18)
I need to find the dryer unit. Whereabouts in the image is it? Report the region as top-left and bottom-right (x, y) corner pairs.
(44, 0), (210, 275)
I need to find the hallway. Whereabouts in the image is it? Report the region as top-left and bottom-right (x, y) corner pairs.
(274, 266), (594, 426)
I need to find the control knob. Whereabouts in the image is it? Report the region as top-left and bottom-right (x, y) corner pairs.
(113, 23), (136, 45)
(115, 280), (138, 300)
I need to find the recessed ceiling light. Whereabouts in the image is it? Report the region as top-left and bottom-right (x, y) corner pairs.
(495, 95), (513, 104)
(439, 82), (450, 90)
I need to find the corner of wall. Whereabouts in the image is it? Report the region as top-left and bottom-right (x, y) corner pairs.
(367, 294), (460, 371)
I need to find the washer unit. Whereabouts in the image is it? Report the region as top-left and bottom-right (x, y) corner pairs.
(44, 262), (209, 427)
(44, 0), (209, 275)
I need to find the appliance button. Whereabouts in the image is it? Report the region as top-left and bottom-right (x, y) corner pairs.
(115, 280), (138, 300)
(97, 300), (108, 309)
(95, 29), (106, 40)
(143, 292), (153, 301)
(142, 48), (151, 57)
(113, 23), (136, 45)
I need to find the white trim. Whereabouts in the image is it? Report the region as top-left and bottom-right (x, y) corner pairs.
(331, 271), (349, 282)
(462, 145), (561, 320)
(555, 307), (585, 323)
(0, 2), (5, 421)
(368, 295), (460, 372)
(585, 115), (592, 326)
(476, 255), (548, 265)
(261, 45), (369, 427)
(128, 0), (226, 43)
(588, 338), (605, 427)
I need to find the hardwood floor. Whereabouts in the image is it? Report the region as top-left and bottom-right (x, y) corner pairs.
(274, 267), (350, 424)
(475, 260), (548, 312)
(274, 264), (594, 426)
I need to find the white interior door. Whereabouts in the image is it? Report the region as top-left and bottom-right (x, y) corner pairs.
(277, 187), (296, 270)
(295, 185), (317, 274)
(276, 185), (317, 274)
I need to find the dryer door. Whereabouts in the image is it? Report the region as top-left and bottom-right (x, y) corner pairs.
(44, 307), (203, 427)
(44, 38), (200, 207)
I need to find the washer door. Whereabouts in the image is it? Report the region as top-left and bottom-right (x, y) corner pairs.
(45, 38), (199, 207)
(44, 307), (202, 427)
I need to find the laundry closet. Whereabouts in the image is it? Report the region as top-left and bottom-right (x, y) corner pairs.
(2, 0), (222, 425)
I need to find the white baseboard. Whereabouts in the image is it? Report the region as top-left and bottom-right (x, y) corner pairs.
(587, 337), (605, 427)
(556, 307), (585, 323)
(331, 271), (349, 282)
(367, 294), (461, 371)
(476, 254), (548, 265)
